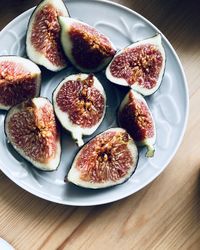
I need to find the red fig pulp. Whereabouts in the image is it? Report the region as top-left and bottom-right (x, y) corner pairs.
(67, 128), (138, 189)
(119, 90), (156, 157)
(0, 56), (41, 110)
(5, 97), (61, 171)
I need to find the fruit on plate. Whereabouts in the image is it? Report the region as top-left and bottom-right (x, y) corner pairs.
(53, 73), (106, 146)
(118, 90), (156, 157)
(0, 56), (41, 110)
(59, 17), (116, 72)
(26, 0), (69, 71)
(106, 34), (165, 96)
(67, 128), (138, 189)
(5, 97), (61, 171)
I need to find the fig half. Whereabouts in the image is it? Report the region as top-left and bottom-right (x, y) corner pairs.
(0, 56), (41, 110)
(5, 97), (61, 171)
(59, 17), (116, 72)
(26, 0), (69, 71)
(106, 34), (165, 96)
(53, 73), (106, 146)
(67, 128), (138, 189)
(118, 90), (156, 157)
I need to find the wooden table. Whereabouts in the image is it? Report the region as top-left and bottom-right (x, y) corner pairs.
(0, 1), (200, 249)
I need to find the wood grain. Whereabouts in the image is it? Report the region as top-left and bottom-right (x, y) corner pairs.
(0, 0), (200, 249)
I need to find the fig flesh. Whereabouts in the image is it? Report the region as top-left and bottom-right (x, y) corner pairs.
(67, 128), (138, 189)
(5, 97), (61, 171)
(0, 56), (41, 110)
(106, 34), (165, 96)
(53, 73), (106, 146)
(26, 0), (69, 71)
(59, 17), (116, 72)
(118, 90), (156, 157)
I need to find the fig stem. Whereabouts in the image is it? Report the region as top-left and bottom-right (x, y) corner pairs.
(72, 131), (84, 147)
(77, 138), (84, 147)
(145, 144), (155, 158)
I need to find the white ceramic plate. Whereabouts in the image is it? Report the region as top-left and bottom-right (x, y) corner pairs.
(0, 0), (189, 206)
(0, 238), (14, 250)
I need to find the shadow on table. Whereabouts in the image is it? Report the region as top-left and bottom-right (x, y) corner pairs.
(1, 0), (200, 48)
(117, 0), (200, 49)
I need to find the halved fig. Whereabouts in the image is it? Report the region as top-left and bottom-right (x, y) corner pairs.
(67, 128), (138, 189)
(26, 0), (69, 71)
(53, 73), (106, 146)
(0, 56), (41, 110)
(118, 90), (156, 157)
(106, 34), (165, 96)
(5, 97), (61, 171)
(59, 17), (116, 72)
